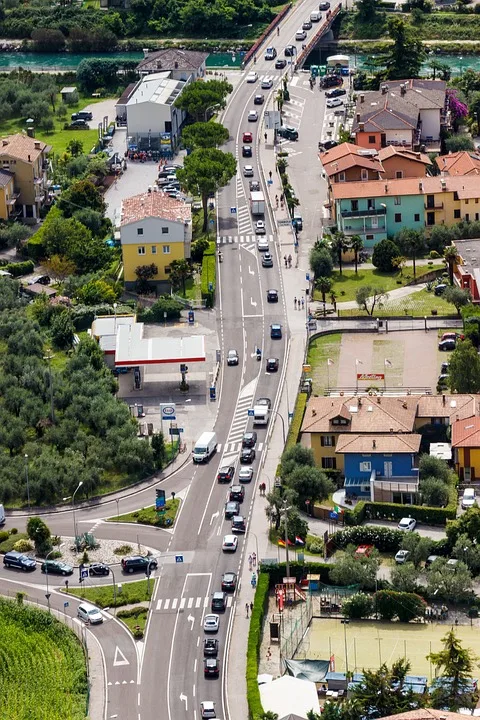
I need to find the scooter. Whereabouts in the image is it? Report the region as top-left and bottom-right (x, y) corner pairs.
(256, 347), (262, 361)
(218, 251), (223, 263)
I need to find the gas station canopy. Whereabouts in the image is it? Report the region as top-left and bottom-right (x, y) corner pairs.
(115, 322), (206, 367)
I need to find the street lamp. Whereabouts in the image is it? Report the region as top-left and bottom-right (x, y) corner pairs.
(341, 618), (349, 675)
(281, 501), (292, 578)
(272, 410), (286, 445)
(204, 103), (221, 122)
(72, 481), (84, 549)
(24, 453), (30, 511)
(250, 530), (259, 563)
(43, 350), (55, 424)
(44, 543), (64, 613)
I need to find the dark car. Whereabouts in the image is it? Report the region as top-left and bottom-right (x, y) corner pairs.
(320, 75), (343, 89)
(225, 500), (240, 519)
(242, 431), (257, 448)
(242, 145), (252, 157)
(319, 139), (338, 151)
(262, 253), (274, 268)
(270, 323), (282, 339)
(302, 19), (312, 29)
(204, 658), (220, 677)
(434, 283), (447, 296)
(72, 111), (93, 121)
(211, 591), (226, 611)
(326, 88), (347, 98)
(249, 180), (260, 192)
(438, 339), (456, 351)
(231, 515), (246, 533)
(41, 560), (73, 576)
(88, 562), (110, 577)
(284, 45), (296, 56)
(204, 638), (219, 656)
(275, 58), (287, 69)
(319, 1), (330, 8)
(278, 125), (298, 141)
(121, 556), (158, 573)
(240, 447), (256, 464)
(441, 361), (450, 374)
(266, 357), (279, 372)
(230, 484), (245, 502)
(254, 94), (265, 105)
(3, 551), (36, 572)
(221, 572), (237, 591)
(70, 119), (89, 128)
(217, 465), (235, 483)
(267, 289), (279, 302)
(28, 274), (51, 286)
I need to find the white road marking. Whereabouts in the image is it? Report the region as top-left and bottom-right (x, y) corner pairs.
(113, 646), (130, 667)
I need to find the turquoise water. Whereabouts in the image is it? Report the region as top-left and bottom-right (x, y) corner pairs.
(355, 52), (480, 77)
(0, 50), (242, 70)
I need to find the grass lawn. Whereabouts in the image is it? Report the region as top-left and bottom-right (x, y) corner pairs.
(321, 265), (444, 303)
(307, 332), (342, 394)
(106, 497), (180, 527)
(116, 606), (148, 636)
(63, 578), (153, 608)
(339, 289), (455, 318)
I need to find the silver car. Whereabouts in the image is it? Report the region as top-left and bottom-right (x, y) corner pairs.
(203, 614), (220, 632)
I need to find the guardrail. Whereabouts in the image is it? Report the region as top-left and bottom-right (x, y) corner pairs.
(242, 3), (292, 69)
(296, 3), (342, 70)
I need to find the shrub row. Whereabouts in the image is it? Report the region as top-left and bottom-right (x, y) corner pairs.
(247, 572), (269, 720)
(260, 560), (331, 586)
(201, 241), (216, 306)
(284, 392), (307, 451)
(332, 525), (405, 552)
(345, 499), (456, 527)
(5, 259), (34, 277)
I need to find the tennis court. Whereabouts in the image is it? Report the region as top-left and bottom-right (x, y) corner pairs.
(299, 619), (480, 680)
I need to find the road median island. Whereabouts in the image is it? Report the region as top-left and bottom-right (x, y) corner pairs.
(106, 497), (180, 527)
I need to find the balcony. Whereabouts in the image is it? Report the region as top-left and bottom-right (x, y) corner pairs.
(425, 201), (444, 210)
(343, 225), (385, 235)
(341, 207), (386, 218)
(35, 192), (45, 203)
(6, 193), (19, 206)
(34, 176), (44, 185)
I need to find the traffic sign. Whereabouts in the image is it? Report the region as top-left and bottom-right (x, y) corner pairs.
(230, 206), (237, 214)
(161, 404), (176, 421)
(306, 272), (310, 281)
(169, 428), (180, 435)
(248, 408), (254, 416)
(80, 568), (88, 580)
(267, 179), (273, 185)
(175, 555), (184, 563)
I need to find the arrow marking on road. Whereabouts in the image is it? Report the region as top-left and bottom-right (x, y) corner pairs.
(180, 693), (188, 711)
(210, 511), (219, 525)
(113, 646), (130, 667)
(187, 614), (195, 630)
(251, 298), (257, 307)
(249, 266), (254, 275)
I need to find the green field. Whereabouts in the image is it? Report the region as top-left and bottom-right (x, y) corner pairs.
(321, 265), (444, 303)
(339, 288), (455, 318)
(304, 618), (480, 679)
(0, 598), (87, 720)
(64, 578), (153, 608)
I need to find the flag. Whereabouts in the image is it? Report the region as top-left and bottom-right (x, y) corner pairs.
(327, 358), (334, 366)
(278, 538), (286, 547)
(295, 536), (305, 546)
(355, 358), (363, 366)
(385, 359), (392, 367)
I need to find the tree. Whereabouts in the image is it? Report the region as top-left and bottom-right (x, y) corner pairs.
(428, 630), (478, 711)
(419, 454), (451, 482)
(285, 466), (334, 509)
(356, 0), (378, 21)
(329, 231), (349, 275)
(316, 276), (333, 306)
(58, 179), (106, 217)
(444, 286), (471, 316)
(76, 279), (117, 305)
(280, 444), (316, 479)
(397, 229), (424, 278)
(329, 545), (380, 589)
(372, 239), (400, 272)
(419, 476), (450, 507)
(279, 507), (309, 543)
(135, 263), (158, 294)
(176, 148), (236, 231)
(310, 247), (333, 279)
(151, 432), (167, 469)
(449, 339), (480, 393)
(50, 309), (75, 350)
(400, 533), (433, 567)
(445, 134), (474, 153)
(426, 558), (473, 603)
(174, 79), (233, 122)
(375, 590), (426, 622)
(349, 658), (422, 718)
(350, 235), (363, 274)
(342, 592), (374, 619)
(169, 259), (194, 295)
(73, 208), (104, 237)
(67, 139), (84, 157)
(76, 58), (120, 92)
(452, 533), (480, 575)
(27, 516), (52, 555)
(384, 16), (426, 79)
(392, 255), (407, 275)
(31, 28), (66, 52)
(181, 121), (229, 149)
(447, 507), (480, 547)
(355, 285), (388, 315)
(390, 562), (420, 593)
(265, 486), (297, 531)
(443, 244), (458, 285)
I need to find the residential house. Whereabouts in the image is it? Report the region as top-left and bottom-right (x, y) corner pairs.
(331, 177), (426, 247)
(300, 395), (418, 471)
(120, 190), (192, 291)
(0, 168), (17, 221)
(452, 416), (480, 482)
(435, 151), (480, 177)
(453, 239), (480, 303)
(352, 79), (447, 151)
(415, 393), (479, 430)
(136, 49), (208, 82)
(0, 134), (50, 222)
(377, 145), (432, 179)
(335, 433), (421, 504)
(320, 143), (384, 185)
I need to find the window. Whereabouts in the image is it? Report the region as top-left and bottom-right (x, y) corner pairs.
(368, 135), (376, 144)
(360, 461), (371, 472)
(476, 213), (479, 222)
(164, 265), (171, 274)
(454, 209), (461, 219)
(414, 213), (420, 222)
(151, 246), (157, 254)
(366, 234), (374, 241)
(332, 417), (348, 425)
(394, 213), (402, 223)
(361, 169), (368, 181)
(351, 200), (358, 212)
(426, 195), (435, 209)
(465, 213), (470, 222)
(137, 246), (146, 255)
(476, 199), (479, 204)
(161, 227), (169, 234)
(163, 245), (171, 254)
(394, 196), (401, 206)
(321, 457), (337, 470)
(321, 435), (335, 447)
(465, 199), (469, 205)
(338, 172), (345, 182)
(165, 121), (172, 133)
(454, 192), (459, 201)
(395, 170), (403, 179)
(371, 217), (378, 229)
(367, 199), (375, 210)
(137, 228), (144, 236)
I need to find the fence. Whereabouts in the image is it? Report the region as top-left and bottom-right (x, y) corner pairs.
(280, 592), (313, 662)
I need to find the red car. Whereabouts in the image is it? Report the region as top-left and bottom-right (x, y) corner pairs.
(440, 332), (464, 342)
(354, 544), (374, 558)
(242, 131), (253, 143)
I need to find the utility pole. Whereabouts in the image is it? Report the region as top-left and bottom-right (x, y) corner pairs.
(43, 351), (55, 424)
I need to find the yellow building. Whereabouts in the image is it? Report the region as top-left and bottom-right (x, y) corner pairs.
(0, 134), (50, 222)
(0, 168), (17, 221)
(452, 416), (480, 482)
(422, 175), (480, 230)
(120, 190), (192, 291)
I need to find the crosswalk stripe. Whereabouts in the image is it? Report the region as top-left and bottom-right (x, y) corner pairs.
(156, 599), (162, 610)
(188, 597), (193, 609)
(164, 599), (170, 610)
(227, 596), (233, 608)
(204, 597), (209, 608)
(195, 597), (201, 608)
(155, 596), (236, 611)
(179, 597), (186, 610)
(172, 598), (178, 610)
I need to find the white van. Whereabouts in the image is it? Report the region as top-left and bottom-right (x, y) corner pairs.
(77, 602), (103, 624)
(310, 10), (322, 21)
(192, 431), (218, 463)
(0, 504), (5, 525)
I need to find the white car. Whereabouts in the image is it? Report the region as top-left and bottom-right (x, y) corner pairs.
(227, 349), (239, 366)
(255, 220), (266, 235)
(201, 701), (216, 718)
(222, 534), (238, 552)
(246, 72), (258, 83)
(394, 550), (410, 565)
(243, 165), (254, 177)
(397, 517), (416, 532)
(261, 77), (273, 89)
(257, 237), (269, 251)
(326, 97), (343, 108)
(238, 467), (254, 483)
(203, 614), (220, 632)
(295, 29), (306, 41)
(77, 602), (103, 624)
(462, 487), (476, 509)
(248, 110), (258, 122)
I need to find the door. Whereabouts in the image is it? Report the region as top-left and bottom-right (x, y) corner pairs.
(384, 461), (393, 478)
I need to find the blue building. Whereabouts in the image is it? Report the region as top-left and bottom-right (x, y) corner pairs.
(335, 433), (420, 504)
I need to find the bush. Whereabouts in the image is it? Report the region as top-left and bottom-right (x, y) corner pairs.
(113, 544), (132, 555)
(13, 539), (34, 552)
(284, 393), (307, 451)
(342, 592), (374, 619)
(9, 528), (17, 535)
(333, 525), (404, 552)
(4, 259), (34, 277)
(345, 499), (456, 527)
(139, 295), (183, 322)
(372, 239), (400, 272)
(260, 560), (331, 586)
(246, 572), (269, 720)
(375, 589), (427, 622)
(190, 237), (210, 262)
(0, 530), (9, 543)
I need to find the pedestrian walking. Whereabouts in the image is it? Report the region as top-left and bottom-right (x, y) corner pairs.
(250, 601), (254, 613)
(252, 552), (257, 567)
(269, 170), (272, 180)
(264, 132), (267, 143)
(245, 602), (249, 618)
(248, 553), (252, 570)
(284, 255), (288, 268)
(301, 297), (305, 310)
(288, 254), (292, 267)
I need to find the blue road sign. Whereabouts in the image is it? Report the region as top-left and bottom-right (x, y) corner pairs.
(230, 206), (237, 214)
(267, 179), (273, 185)
(175, 555), (184, 563)
(306, 273), (310, 281)
(329, 511), (339, 520)
(248, 408), (254, 416)
(209, 218), (214, 225)
(80, 569), (88, 580)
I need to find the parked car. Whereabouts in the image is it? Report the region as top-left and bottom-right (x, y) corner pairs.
(222, 535), (238, 552)
(319, 139), (338, 151)
(72, 111), (93, 121)
(203, 614), (220, 632)
(441, 361), (450, 374)
(221, 572), (237, 591)
(434, 283), (447, 296)
(462, 488), (476, 509)
(204, 639), (219, 656)
(225, 500), (240, 519)
(41, 560), (73, 576)
(217, 465), (235, 483)
(275, 59), (287, 69)
(395, 549), (410, 565)
(238, 467), (253, 483)
(278, 125), (298, 141)
(326, 97), (344, 108)
(3, 551), (36, 572)
(121, 556), (158, 573)
(326, 88), (347, 98)
(254, 94), (265, 105)
(320, 75), (343, 89)
(246, 72), (258, 83)
(397, 517), (416, 532)
(354, 544), (374, 558)
(262, 253), (273, 267)
(438, 339), (456, 351)
(242, 432), (257, 448)
(230, 484), (245, 502)
(441, 332), (463, 342)
(266, 357), (279, 372)
(267, 289), (279, 302)
(88, 562), (110, 576)
(227, 349), (239, 366)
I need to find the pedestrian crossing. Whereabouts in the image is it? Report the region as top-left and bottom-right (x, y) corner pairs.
(156, 595), (234, 611)
(237, 204), (253, 234)
(193, 440), (264, 454)
(217, 234), (275, 245)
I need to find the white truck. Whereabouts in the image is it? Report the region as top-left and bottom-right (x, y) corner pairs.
(192, 431), (218, 463)
(253, 404), (270, 426)
(0, 504), (5, 525)
(250, 191), (265, 216)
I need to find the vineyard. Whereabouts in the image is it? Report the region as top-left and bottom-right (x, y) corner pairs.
(0, 598), (88, 720)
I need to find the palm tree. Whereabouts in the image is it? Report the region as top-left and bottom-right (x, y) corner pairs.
(316, 276), (333, 315)
(330, 231), (349, 275)
(403, 229), (423, 279)
(350, 234), (363, 274)
(444, 244), (458, 285)
(430, 58), (444, 80)
(261, 712), (279, 720)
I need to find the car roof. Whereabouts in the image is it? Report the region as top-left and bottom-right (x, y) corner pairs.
(224, 534), (236, 541)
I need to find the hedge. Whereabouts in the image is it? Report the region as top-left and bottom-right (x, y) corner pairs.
(201, 241), (216, 305)
(5, 259), (34, 277)
(247, 572), (269, 720)
(25, 205), (62, 261)
(260, 560), (331, 586)
(345, 499), (457, 527)
(332, 525), (405, 553)
(284, 392), (307, 451)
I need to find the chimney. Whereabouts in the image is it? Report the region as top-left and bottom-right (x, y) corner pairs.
(34, 141), (41, 149)
(419, 181), (423, 192)
(381, 84), (388, 95)
(390, 427), (394, 432)
(400, 83), (406, 96)
(442, 394), (446, 405)
(385, 183), (388, 193)
(373, 439), (376, 448)
(356, 113), (360, 123)
(312, 409), (317, 416)
(28, 154), (31, 162)
(360, 94), (365, 103)
(441, 178), (446, 191)
(359, 122), (364, 132)
(402, 401), (407, 409)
